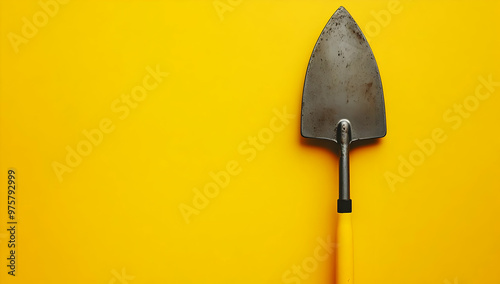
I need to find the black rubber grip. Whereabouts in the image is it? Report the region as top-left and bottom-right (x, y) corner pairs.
(337, 199), (352, 213)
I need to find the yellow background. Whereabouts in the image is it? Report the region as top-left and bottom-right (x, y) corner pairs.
(1, 0), (499, 283)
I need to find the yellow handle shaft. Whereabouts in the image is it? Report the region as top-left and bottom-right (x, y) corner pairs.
(336, 212), (353, 284)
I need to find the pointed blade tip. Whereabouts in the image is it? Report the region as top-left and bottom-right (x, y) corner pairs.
(334, 6), (351, 16)
(329, 7), (357, 29)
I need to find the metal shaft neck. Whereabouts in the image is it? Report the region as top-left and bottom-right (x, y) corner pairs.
(337, 120), (352, 213)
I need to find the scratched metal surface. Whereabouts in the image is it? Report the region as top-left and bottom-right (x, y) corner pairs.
(301, 7), (386, 142)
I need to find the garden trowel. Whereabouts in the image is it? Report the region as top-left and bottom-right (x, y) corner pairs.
(301, 6), (386, 283)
